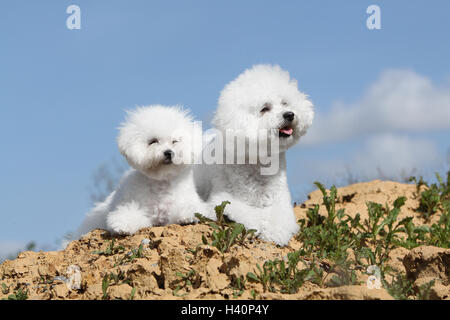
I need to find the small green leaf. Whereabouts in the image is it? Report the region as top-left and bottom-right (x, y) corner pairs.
(246, 272), (259, 282)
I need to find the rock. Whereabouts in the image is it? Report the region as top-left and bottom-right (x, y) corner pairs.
(84, 283), (103, 300)
(403, 246), (450, 283)
(109, 283), (134, 300)
(403, 246), (450, 299)
(66, 265), (82, 291)
(414, 277), (449, 300)
(305, 285), (394, 300)
(158, 238), (191, 289)
(126, 260), (160, 292)
(53, 284), (69, 298)
(204, 258), (228, 292)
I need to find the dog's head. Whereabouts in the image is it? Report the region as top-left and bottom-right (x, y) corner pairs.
(213, 64), (314, 153)
(117, 105), (199, 180)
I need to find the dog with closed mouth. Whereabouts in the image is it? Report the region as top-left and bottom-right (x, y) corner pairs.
(77, 105), (211, 237)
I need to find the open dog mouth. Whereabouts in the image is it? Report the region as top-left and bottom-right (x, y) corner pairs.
(279, 126), (293, 138)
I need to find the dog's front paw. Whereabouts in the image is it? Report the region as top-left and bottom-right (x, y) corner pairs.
(106, 204), (152, 235)
(259, 217), (299, 246)
(107, 218), (134, 235)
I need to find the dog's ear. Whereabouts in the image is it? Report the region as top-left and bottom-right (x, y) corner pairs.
(303, 98), (314, 128)
(117, 131), (132, 162)
(292, 94), (314, 136)
(117, 123), (148, 168)
(117, 140), (130, 159)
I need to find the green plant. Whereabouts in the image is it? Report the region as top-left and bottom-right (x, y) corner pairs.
(114, 243), (145, 266)
(382, 273), (436, 300)
(172, 269), (200, 296)
(326, 259), (359, 287)
(196, 201), (256, 253)
(353, 197), (410, 270)
(93, 239), (125, 256)
(410, 171), (450, 220)
(382, 273), (415, 300)
(231, 276), (247, 298)
(233, 176), (448, 298)
(394, 217), (430, 249)
(247, 251), (324, 294)
(102, 274), (110, 300)
(99, 271), (133, 300)
(128, 243), (145, 259)
(110, 270), (131, 285)
(129, 287), (137, 300)
(297, 183), (360, 262)
(297, 182), (366, 265)
(3, 288), (28, 300)
(409, 172), (450, 248)
(297, 182), (420, 271)
(416, 279), (436, 300)
(246, 264), (271, 293)
(409, 175), (428, 196)
(426, 209), (450, 248)
(296, 181), (448, 277)
(1, 283), (9, 295)
(175, 269), (198, 287)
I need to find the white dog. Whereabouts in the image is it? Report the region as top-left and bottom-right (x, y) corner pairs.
(195, 64), (314, 246)
(77, 105), (210, 237)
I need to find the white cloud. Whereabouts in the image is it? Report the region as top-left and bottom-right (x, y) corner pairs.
(303, 69), (450, 145)
(351, 134), (442, 180)
(297, 134), (443, 185)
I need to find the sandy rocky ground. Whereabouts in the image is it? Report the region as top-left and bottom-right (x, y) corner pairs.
(1, 180), (449, 300)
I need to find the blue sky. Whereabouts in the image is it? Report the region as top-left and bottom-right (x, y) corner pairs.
(0, 1), (449, 257)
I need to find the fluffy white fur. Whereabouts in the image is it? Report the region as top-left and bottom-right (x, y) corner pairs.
(77, 105), (210, 237)
(195, 64), (314, 246)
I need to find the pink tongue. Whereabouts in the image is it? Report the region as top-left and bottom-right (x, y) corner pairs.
(280, 128), (293, 135)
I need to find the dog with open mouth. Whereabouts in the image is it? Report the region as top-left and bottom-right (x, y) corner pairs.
(195, 64), (314, 246)
(76, 105), (210, 237)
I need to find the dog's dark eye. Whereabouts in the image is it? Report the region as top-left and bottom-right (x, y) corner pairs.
(172, 139), (179, 144)
(281, 100), (289, 106)
(148, 138), (158, 146)
(260, 103), (272, 113)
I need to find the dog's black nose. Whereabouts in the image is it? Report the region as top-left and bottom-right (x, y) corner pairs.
(163, 150), (174, 160)
(283, 111), (295, 122)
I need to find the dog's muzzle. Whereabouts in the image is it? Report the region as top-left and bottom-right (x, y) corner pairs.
(279, 112), (295, 138)
(163, 150), (174, 164)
